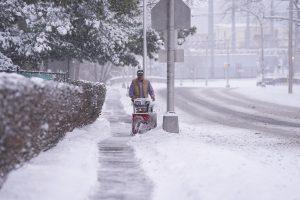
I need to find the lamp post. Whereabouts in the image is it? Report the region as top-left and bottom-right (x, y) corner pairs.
(143, 0), (148, 76)
(288, 0), (294, 94)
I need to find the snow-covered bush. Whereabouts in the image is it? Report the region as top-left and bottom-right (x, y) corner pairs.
(0, 73), (106, 186)
(0, 53), (17, 71)
(0, 0), (163, 69)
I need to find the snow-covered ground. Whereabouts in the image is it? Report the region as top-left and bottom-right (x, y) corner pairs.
(0, 118), (110, 200)
(116, 80), (300, 200)
(131, 127), (300, 200)
(175, 79), (300, 107)
(130, 124), (300, 200)
(1, 79), (299, 200)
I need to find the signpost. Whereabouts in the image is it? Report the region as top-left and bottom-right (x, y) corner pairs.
(288, 0), (294, 94)
(143, 0), (147, 75)
(158, 49), (184, 63)
(151, 0), (191, 133)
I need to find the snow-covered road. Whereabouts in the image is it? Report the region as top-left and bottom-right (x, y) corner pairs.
(170, 87), (300, 137)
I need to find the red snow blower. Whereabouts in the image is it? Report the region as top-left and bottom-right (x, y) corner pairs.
(132, 98), (157, 135)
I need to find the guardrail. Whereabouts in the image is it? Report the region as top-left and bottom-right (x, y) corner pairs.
(0, 70), (68, 82)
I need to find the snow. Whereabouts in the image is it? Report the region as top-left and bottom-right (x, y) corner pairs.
(1, 0), (145, 69)
(235, 85), (300, 108)
(1, 78), (299, 200)
(163, 112), (178, 116)
(0, 117), (110, 200)
(130, 123), (300, 200)
(57, 26), (68, 36)
(0, 52), (17, 71)
(115, 80), (300, 200)
(175, 79), (300, 108)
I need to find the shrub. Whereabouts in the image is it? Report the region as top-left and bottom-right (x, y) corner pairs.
(0, 73), (106, 186)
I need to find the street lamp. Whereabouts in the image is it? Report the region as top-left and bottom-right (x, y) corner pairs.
(143, 0), (148, 76)
(288, 0), (294, 94)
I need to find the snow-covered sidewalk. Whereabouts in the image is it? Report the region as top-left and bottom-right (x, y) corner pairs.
(116, 82), (300, 200)
(0, 117), (110, 200)
(130, 125), (300, 200)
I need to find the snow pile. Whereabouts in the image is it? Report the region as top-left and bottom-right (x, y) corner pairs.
(130, 124), (300, 200)
(0, 73), (106, 186)
(0, 117), (110, 200)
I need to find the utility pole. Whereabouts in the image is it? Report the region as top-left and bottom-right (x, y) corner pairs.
(151, 0), (190, 133)
(208, 0), (215, 78)
(226, 38), (230, 88)
(205, 36), (209, 86)
(270, 0), (275, 47)
(231, 0), (236, 52)
(259, 20), (265, 86)
(245, 11), (250, 49)
(149, 58), (152, 76)
(167, 0), (175, 113)
(295, 1), (300, 73)
(288, 0), (294, 94)
(143, 0), (148, 75)
(162, 0), (179, 133)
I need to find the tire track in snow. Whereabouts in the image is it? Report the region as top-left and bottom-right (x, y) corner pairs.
(178, 88), (300, 128)
(158, 88), (300, 138)
(206, 88), (300, 120)
(188, 88), (300, 125)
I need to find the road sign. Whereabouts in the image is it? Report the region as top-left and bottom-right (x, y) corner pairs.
(151, 0), (191, 31)
(158, 49), (184, 63)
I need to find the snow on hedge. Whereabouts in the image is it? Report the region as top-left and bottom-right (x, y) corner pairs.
(0, 73), (106, 187)
(0, 53), (17, 71)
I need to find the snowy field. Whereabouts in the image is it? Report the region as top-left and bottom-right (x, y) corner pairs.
(116, 79), (300, 200)
(0, 118), (110, 200)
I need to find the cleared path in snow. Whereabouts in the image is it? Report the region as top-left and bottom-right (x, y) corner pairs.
(91, 89), (152, 200)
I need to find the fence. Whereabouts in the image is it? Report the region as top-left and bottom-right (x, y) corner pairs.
(0, 70), (68, 82)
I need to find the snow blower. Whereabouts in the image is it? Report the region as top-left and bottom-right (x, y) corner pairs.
(132, 98), (157, 135)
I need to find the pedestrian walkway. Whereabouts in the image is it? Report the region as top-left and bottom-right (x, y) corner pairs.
(92, 89), (152, 200)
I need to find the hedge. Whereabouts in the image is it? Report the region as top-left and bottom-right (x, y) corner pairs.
(0, 73), (106, 186)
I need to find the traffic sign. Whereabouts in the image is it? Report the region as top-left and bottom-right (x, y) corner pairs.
(151, 0), (191, 31)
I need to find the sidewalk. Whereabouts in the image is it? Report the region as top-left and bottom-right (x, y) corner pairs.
(91, 88), (152, 200)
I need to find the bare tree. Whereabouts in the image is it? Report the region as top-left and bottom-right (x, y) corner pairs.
(228, 0), (267, 84)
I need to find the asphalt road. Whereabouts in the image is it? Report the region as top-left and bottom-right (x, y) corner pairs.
(159, 87), (300, 140)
